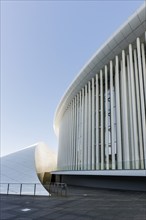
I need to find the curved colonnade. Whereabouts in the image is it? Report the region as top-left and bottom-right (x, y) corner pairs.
(54, 4), (146, 172)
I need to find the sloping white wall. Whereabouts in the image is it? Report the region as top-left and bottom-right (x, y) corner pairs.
(0, 142), (57, 195)
(1, 145), (38, 183)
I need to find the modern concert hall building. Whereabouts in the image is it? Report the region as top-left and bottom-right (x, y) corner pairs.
(52, 4), (146, 190)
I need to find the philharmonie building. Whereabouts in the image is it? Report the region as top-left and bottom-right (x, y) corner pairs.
(52, 3), (146, 191)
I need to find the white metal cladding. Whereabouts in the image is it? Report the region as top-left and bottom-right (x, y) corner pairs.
(55, 4), (146, 171)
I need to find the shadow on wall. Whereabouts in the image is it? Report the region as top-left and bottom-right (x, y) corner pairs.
(35, 143), (57, 185)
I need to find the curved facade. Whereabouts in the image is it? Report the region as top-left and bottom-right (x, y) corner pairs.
(0, 143), (57, 195)
(54, 4), (146, 172)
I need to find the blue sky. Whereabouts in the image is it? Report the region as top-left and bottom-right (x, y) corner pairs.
(1, 0), (144, 156)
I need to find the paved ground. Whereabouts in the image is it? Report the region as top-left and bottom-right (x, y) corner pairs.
(0, 186), (146, 220)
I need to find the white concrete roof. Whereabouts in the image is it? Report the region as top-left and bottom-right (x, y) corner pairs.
(54, 3), (146, 133)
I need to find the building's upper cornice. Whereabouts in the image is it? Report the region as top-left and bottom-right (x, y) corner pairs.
(54, 3), (146, 134)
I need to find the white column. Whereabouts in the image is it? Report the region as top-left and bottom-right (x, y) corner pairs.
(100, 70), (104, 170)
(115, 56), (122, 169)
(71, 100), (74, 170)
(122, 50), (130, 169)
(68, 105), (71, 170)
(72, 99), (75, 170)
(127, 54), (135, 169)
(129, 44), (140, 169)
(74, 98), (77, 170)
(141, 43), (146, 105)
(64, 110), (67, 170)
(60, 119), (63, 170)
(96, 74), (99, 169)
(105, 65), (109, 170)
(66, 112), (69, 169)
(92, 78), (95, 170)
(79, 91), (82, 170)
(141, 42), (146, 167)
(70, 105), (72, 170)
(84, 85), (88, 170)
(58, 120), (63, 170)
(63, 115), (67, 170)
(88, 81), (91, 170)
(81, 88), (84, 170)
(137, 38), (146, 168)
(134, 49), (145, 169)
(70, 104), (72, 170)
(69, 104), (72, 170)
(66, 109), (69, 170)
(74, 96), (77, 170)
(70, 104), (73, 170)
(110, 61), (115, 169)
(76, 94), (79, 170)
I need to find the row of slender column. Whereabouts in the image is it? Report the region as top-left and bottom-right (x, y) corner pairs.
(57, 34), (146, 171)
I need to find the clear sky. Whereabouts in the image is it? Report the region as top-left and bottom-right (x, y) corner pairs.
(1, 0), (144, 156)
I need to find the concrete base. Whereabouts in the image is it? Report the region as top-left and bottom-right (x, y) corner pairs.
(53, 174), (146, 191)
